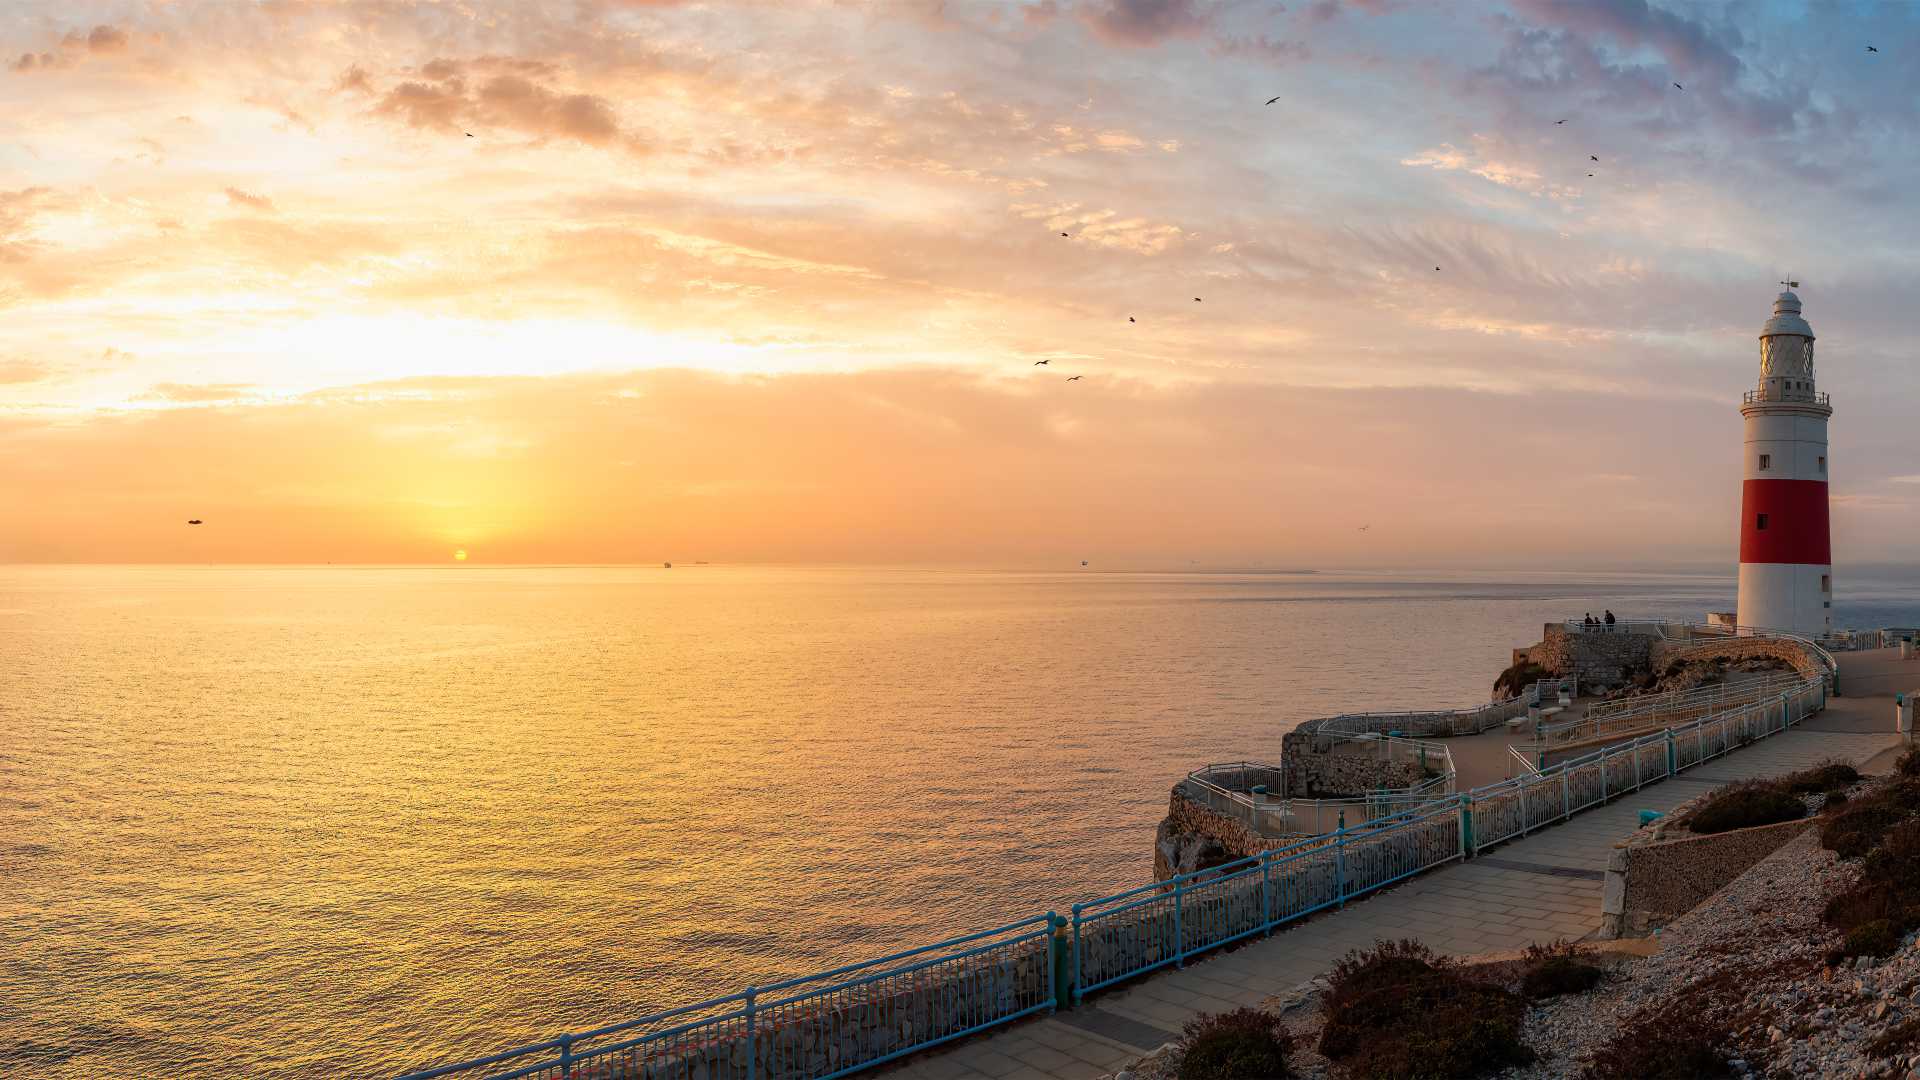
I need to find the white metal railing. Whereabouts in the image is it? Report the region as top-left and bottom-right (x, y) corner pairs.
(1744, 387), (1829, 407)
(1185, 741), (1456, 839)
(1507, 744), (1542, 777)
(1579, 670), (1806, 727)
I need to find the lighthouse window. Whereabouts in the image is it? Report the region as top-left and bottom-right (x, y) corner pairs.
(1822, 575), (1831, 592)
(1758, 453), (1772, 471)
(1756, 513), (1769, 531)
(1819, 456), (1826, 472)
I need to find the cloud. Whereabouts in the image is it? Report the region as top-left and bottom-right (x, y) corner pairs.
(0, 359), (50, 383)
(370, 59), (628, 147)
(334, 64), (373, 95)
(1891, 476), (1920, 485)
(11, 52), (60, 73)
(85, 25), (129, 53)
(1507, 0), (1742, 82)
(1082, 0), (1210, 47)
(223, 187), (275, 212)
(134, 382), (257, 403)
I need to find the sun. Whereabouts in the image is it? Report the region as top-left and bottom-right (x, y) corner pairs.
(453, 549), (468, 561)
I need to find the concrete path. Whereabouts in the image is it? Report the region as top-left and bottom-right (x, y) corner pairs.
(881, 721), (1899, 1080)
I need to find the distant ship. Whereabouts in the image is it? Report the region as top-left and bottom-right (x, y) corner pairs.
(664, 562), (672, 568)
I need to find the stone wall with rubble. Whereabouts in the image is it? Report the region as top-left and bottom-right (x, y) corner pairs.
(1650, 636), (1829, 685)
(1155, 784), (1269, 880)
(1598, 800), (1817, 939)
(1275, 728), (1427, 798)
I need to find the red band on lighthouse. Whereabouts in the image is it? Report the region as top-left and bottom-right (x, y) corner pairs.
(1739, 478), (1831, 564)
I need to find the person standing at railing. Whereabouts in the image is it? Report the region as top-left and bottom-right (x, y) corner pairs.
(1584, 613), (1596, 629)
(1604, 610), (1616, 631)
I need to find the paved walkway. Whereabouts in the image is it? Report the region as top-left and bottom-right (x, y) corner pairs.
(883, 712), (1900, 1080)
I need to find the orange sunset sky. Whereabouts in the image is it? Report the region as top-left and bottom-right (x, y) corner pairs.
(3, 1), (1917, 567)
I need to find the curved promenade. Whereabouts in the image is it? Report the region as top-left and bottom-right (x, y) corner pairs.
(394, 634), (1902, 1080)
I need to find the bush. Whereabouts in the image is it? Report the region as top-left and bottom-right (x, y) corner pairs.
(1519, 942), (1605, 1000)
(1176, 1008), (1293, 1080)
(1821, 783), (1920, 859)
(1686, 781), (1807, 835)
(1781, 761), (1860, 795)
(1843, 919), (1905, 959)
(1580, 1012), (1735, 1079)
(1898, 748), (1920, 779)
(1495, 660), (1549, 700)
(1319, 940), (1535, 1079)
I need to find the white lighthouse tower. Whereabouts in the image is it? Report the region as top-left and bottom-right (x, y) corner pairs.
(1736, 286), (1832, 636)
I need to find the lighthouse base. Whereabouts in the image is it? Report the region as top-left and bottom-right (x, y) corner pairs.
(1737, 562), (1831, 637)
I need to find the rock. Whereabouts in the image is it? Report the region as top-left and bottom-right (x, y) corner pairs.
(1769, 1026), (1787, 1044)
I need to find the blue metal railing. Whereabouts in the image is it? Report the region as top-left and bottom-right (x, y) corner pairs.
(394, 914), (1059, 1080)
(400, 672), (1830, 1080)
(1070, 800), (1464, 999)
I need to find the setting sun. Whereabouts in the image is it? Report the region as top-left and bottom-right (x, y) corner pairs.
(453, 549), (467, 561)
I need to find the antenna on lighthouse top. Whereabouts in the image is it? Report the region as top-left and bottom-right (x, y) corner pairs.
(1779, 279), (1800, 289)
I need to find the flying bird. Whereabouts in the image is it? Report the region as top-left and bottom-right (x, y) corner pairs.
(1555, 119), (1568, 124)
(1033, 359), (1050, 365)
(1128, 316), (1135, 323)
(1067, 375), (1083, 381)
(1673, 82), (1684, 90)
(1358, 524), (1371, 532)
(1588, 173), (1594, 177)
(465, 132), (474, 137)
(1434, 266), (1441, 271)
(186, 519), (203, 525)
(1590, 155), (1599, 162)
(1193, 297), (1202, 302)
(1061, 232), (1070, 237)
(1867, 45), (1878, 53)
(1265, 95), (1281, 105)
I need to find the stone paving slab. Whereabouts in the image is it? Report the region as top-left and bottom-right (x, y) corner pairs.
(878, 725), (1897, 1080)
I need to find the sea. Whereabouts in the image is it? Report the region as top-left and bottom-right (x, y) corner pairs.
(5, 565), (1919, 1078)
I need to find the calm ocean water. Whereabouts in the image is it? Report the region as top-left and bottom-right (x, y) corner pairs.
(5, 565), (1918, 1077)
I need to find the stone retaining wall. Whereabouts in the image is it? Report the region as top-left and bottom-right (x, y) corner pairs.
(1651, 637), (1828, 685)
(1155, 785), (1267, 879)
(1275, 730), (1426, 797)
(1598, 805), (1817, 939)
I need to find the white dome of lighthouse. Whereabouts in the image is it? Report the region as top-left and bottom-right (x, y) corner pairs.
(1762, 290), (1814, 340)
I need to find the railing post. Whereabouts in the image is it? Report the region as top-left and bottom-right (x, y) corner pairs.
(1070, 905), (1085, 1004)
(1632, 741), (1642, 790)
(1600, 750), (1610, 802)
(1047, 913), (1070, 1012)
(557, 1033), (574, 1080)
(1173, 876), (1184, 968)
(1561, 768), (1570, 821)
(1335, 824), (1348, 906)
(1260, 853), (1273, 936)
(744, 986), (757, 1080)
(1665, 729), (1676, 776)
(1458, 793), (1474, 858)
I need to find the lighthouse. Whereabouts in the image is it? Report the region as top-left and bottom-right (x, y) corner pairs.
(1736, 286), (1832, 637)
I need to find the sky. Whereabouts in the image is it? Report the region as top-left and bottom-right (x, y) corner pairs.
(2, 0), (1917, 568)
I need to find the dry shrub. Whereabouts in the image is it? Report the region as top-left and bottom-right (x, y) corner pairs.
(1519, 941), (1604, 1000)
(1820, 781), (1920, 859)
(1580, 1011), (1735, 1079)
(1780, 761), (1860, 795)
(1319, 939), (1534, 1079)
(1686, 781), (1806, 835)
(1823, 795), (1920, 960)
(1176, 1008), (1293, 1080)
